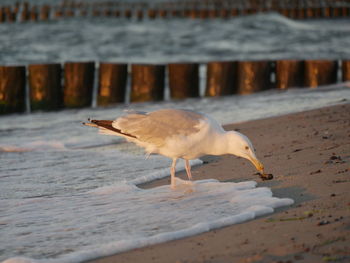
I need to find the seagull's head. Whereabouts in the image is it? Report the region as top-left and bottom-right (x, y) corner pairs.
(226, 131), (264, 174)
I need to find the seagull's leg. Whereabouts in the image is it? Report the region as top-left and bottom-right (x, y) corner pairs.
(170, 158), (177, 189)
(185, 159), (193, 181)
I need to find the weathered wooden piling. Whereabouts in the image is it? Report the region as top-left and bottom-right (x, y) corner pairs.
(124, 9), (132, 19)
(331, 7), (339, 17)
(131, 64), (165, 102)
(66, 8), (75, 17)
(0, 66), (26, 114)
(104, 8), (112, 17)
(205, 61), (237, 96)
(231, 8), (239, 17)
(20, 5), (30, 21)
(79, 9), (88, 17)
(305, 7), (314, 18)
(28, 63), (62, 111)
(290, 8), (297, 18)
(219, 9), (230, 18)
(148, 9), (157, 19)
(136, 10), (143, 20)
(92, 8), (101, 17)
(54, 8), (64, 18)
(98, 63), (127, 106)
(30, 6), (38, 21)
(342, 60), (350, 82)
(114, 10), (121, 17)
(171, 9), (182, 17)
(40, 5), (50, 21)
(276, 60), (304, 89)
(4, 6), (16, 22)
(0, 7), (5, 23)
(63, 62), (95, 108)
(314, 7), (322, 18)
(168, 63), (199, 99)
(237, 61), (272, 94)
(280, 8), (288, 18)
(159, 9), (168, 18)
(304, 60), (338, 88)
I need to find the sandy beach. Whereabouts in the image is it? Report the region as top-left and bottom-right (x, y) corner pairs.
(88, 103), (350, 263)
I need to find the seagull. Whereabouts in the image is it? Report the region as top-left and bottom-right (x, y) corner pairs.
(83, 109), (272, 189)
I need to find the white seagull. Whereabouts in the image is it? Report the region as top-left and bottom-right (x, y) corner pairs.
(83, 109), (272, 189)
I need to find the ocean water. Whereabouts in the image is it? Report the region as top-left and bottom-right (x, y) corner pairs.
(1, 13), (350, 65)
(1, 9), (350, 263)
(1, 84), (350, 263)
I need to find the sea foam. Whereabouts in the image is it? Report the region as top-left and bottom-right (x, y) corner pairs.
(1, 177), (293, 263)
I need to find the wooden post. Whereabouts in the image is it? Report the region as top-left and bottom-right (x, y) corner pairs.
(66, 8), (74, 17)
(208, 9), (219, 18)
(30, 6), (38, 21)
(314, 7), (322, 18)
(98, 63), (127, 106)
(124, 9), (132, 19)
(168, 63), (199, 99)
(148, 9), (157, 19)
(205, 61), (237, 96)
(4, 6), (16, 22)
(55, 8), (65, 18)
(304, 60), (338, 88)
(104, 8), (112, 17)
(63, 62), (95, 108)
(237, 61), (272, 94)
(79, 9), (88, 17)
(305, 7), (314, 18)
(92, 8), (101, 17)
(171, 9), (182, 17)
(199, 9), (208, 19)
(114, 10), (121, 17)
(28, 63), (62, 111)
(159, 9), (167, 18)
(276, 60), (304, 89)
(21, 2), (30, 21)
(131, 64), (165, 102)
(342, 60), (350, 82)
(331, 7), (339, 18)
(0, 66), (26, 114)
(280, 8), (288, 17)
(297, 8), (305, 19)
(136, 10), (143, 20)
(323, 7), (331, 18)
(40, 5), (50, 21)
(231, 8), (239, 17)
(0, 7), (5, 23)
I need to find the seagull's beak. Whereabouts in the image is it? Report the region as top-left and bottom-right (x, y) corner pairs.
(249, 156), (264, 173)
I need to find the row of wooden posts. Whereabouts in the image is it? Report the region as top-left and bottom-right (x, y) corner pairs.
(1, 60), (349, 115)
(1, 0), (350, 22)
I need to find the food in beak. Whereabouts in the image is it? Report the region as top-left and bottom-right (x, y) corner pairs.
(251, 158), (273, 180)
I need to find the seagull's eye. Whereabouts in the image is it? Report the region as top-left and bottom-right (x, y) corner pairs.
(245, 146), (249, 150)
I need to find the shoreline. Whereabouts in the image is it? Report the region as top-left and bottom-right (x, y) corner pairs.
(87, 103), (350, 263)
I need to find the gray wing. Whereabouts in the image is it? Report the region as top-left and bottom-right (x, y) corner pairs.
(112, 109), (205, 147)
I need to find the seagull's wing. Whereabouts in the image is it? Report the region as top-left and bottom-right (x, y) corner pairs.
(112, 109), (205, 147)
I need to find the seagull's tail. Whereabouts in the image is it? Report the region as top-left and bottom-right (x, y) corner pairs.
(82, 119), (137, 138)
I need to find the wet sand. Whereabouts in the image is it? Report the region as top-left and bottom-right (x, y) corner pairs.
(87, 103), (350, 263)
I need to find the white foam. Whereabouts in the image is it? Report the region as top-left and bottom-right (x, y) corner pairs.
(1, 178), (293, 263)
(0, 141), (66, 152)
